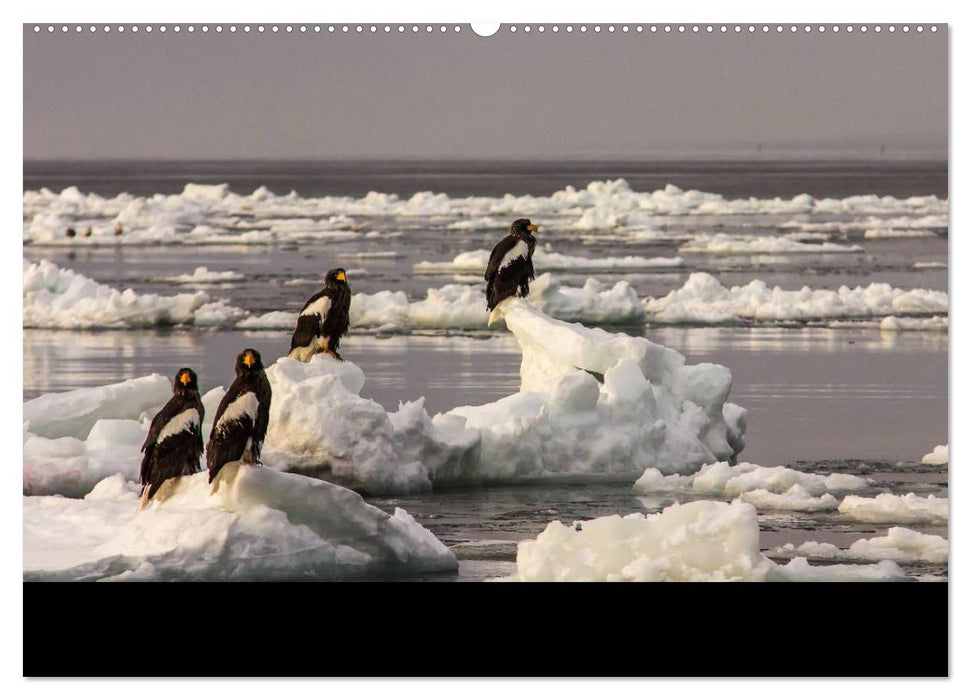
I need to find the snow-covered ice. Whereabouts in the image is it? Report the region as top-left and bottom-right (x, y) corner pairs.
(921, 444), (948, 465)
(643, 272), (948, 325)
(33, 298), (743, 497)
(23, 374), (170, 439)
(263, 298), (744, 493)
(23, 259), (247, 329)
(23, 465), (457, 581)
(634, 460), (866, 512)
(838, 493), (948, 525)
(414, 248), (683, 274)
(504, 500), (910, 582)
(768, 527), (948, 564)
(26, 181), (945, 248)
(242, 273), (647, 331)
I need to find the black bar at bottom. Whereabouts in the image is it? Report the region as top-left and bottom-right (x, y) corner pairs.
(24, 582), (948, 678)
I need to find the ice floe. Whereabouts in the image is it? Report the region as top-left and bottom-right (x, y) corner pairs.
(768, 527), (948, 564)
(921, 444), (948, 465)
(643, 272), (948, 325)
(24, 180), (948, 248)
(414, 248), (683, 274)
(23, 259), (247, 329)
(838, 493), (948, 525)
(23, 384), (226, 496)
(242, 273), (647, 331)
(264, 299), (744, 493)
(679, 234), (863, 255)
(27, 298), (745, 497)
(23, 465), (457, 581)
(634, 460), (866, 512)
(504, 500), (910, 582)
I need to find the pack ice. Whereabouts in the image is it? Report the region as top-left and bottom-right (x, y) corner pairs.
(504, 500), (910, 582)
(24, 465), (457, 581)
(644, 272), (948, 325)
(24, 298), (745, 498)
(634, 460), (868, 512)
(23, 259), (246, 329)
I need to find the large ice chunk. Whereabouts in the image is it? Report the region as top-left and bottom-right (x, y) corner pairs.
(505, 500), (910, 582)
(24, 465), (457, 581)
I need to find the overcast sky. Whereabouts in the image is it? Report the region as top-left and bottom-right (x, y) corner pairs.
(23, 25), (947, 160)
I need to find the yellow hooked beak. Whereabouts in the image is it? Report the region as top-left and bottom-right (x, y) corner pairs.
(336, 271), (347, 282)
(527, 224), (539, 232)
(179, 372), (191, 386)
(243, 353), (254, 368)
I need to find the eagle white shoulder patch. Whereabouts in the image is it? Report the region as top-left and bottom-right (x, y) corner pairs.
(499, 240), (530, 271)
(157, 408), (200, 443)
(301, 295), (332, 318)
(216, 392), (259, 429)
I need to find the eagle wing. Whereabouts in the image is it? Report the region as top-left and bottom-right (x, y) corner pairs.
(289, 314), (321, 352)
(140, 396), (182, 484)
(485, 235), (520, 282)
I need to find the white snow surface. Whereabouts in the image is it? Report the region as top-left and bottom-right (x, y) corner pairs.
(233, 299), (746, 495)
(679, 234), (863, 255)
(643, 272), (948, 325)
(768, 527), (948, 564)
(23, 465), (457, 581)
(24, 259), (247, 329)
(838, 493), (948, 525)
(414, 248), (683, 274)
(921, 444), (949, 465)
(634, 460), (866, 512)
(23, 374), (171, 439)
(505, 500), (910, 582)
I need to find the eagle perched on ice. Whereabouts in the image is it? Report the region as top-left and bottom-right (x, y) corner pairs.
(288, 268), (351, 361)
(139, 367), (204, 509)
(206, 348), (272, 483)
(485, 218), (538, 312)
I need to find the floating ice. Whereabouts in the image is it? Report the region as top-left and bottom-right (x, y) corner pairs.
(634, 460), (866, 512)
(25, 296), (744, 497)
(679, 234), (863, 255)
(921, 444), (948, 465)
(257, 298), (745, 494)
(414, 249), (683, 274)
(838, 493), (948, 525)
(23, 374), (170, 440)
(23, 384), (226, 497)
(241, 273), (647, 331)
(505, 500), (910, 582)
(24, 180), (948, 248)
(23, 465), (457, 581)
(159, 266), (246, 284)
(643, 272), (948, 325)
(23, 259), (247, 329)
(768, 527), (948, 564)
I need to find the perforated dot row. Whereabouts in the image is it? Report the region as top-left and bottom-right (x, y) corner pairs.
(30, 24), (941, 35)
(30, 24), (467, 34)
(507, 24), (938, 34)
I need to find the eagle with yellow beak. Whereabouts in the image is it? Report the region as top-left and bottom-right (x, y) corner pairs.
(206, 348), (272, 483)
(288, 267), (352, 361)
(485, 218), (539, 312)
(138, 367), (204, 509)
